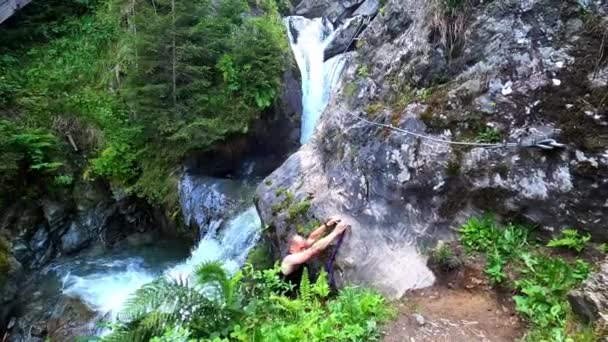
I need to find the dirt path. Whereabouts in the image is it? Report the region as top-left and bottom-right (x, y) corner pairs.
(383, 255), (523, 342)
(383, 286), (522, 342)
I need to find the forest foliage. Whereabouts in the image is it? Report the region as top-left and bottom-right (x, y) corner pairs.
(0, 0), (288, 206)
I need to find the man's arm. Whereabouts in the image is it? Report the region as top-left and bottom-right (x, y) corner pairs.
(306, 218), (340, 246)
(281, 222), (349, 275)
(307, 222), (347, 255)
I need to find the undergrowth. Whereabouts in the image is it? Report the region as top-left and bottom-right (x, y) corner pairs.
(459, 215), (594, 341)
(100, 262), (395, 342)
(547, 229), (591, 253)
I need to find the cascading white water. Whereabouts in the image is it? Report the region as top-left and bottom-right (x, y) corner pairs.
(59, 175), (262, 323)
(285, 16), (348, 144)
(165, 206), (261, 280)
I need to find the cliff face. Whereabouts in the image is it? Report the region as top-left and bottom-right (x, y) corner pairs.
(257, 0), (608, 298)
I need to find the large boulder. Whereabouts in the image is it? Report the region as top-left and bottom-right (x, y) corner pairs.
(257, 0), (608, 299)
(568, 259), (608, 329)
(46, 296), (99, 342)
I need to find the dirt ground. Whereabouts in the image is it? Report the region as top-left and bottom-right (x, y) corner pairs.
(382, 258), (523, 342)
(382, 286), (522, 342)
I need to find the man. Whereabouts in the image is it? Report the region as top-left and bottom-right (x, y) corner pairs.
(280, 218), (350, 288)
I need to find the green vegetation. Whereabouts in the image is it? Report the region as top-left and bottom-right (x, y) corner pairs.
(365, 102), (384, 117)
(0, 0), (288, 207)
(547, 229), (591, 253)
(0, 120), (64, 206)
(476, 127), (502, 144)
(357, 65), (370, 78)
(344, 83), (358, 100)
(101, 262), (394, 341)
(271, 188), (294, 215)
(296, 219), (321, 236)
(459, 216), (593, 341)
(429, 241), (460, 271)
(246, 244), (274, 270)
(287, 198), (312, 221)
(0, 236), (9, 274)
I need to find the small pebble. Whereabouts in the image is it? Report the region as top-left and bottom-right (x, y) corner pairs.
(413, 313), (426, 326)
(552, 78), (561, 86)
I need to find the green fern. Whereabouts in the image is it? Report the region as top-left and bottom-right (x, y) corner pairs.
(194, 261), (237, 306)
(104, 263), (240, 341)
(299, 267), (311, 303)
(312, 270), (330, 299)
(547, 229), (590, 252)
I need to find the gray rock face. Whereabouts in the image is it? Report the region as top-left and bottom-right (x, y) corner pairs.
(324, 16), (365, 61)
(353, 0), (379, 16)
(46, 296), (99, 342)
(258, 0), (608, 299)
(295, 0), (366, 22)
(41, 200), (69, 235)
(60, 204), (115, 254)
(568, 259), (608, 328)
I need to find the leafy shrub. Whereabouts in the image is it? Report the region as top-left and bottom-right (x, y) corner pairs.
(476, 127), (501, 144)
(286, 198), (312, 221)
(357, 65), (370, 77)
(547, 229), (591, 252)
(54, 174), (74, 186)
(459, 214), (499, 252)
(102, 263), (394, 342)
(429, 242), (460, 271)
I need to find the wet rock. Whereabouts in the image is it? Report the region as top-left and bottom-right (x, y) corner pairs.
(10, 239), (31, 266)
(324, 16), (365, 61)
(46, 296), (99, 342)
(588, 66), (608, 88)
(41, 200), (69, 235)
(30, 224), (50, 253)
(72, 180), (110, 212)
(61, 205), (115, 255)
(1, 254), (23, 334)
(353, 0), (379, 16)
(295, 0), (365, 22)
(179, 174), (231, 233)
(60, 222), (93, 255)
(568, 259), (608, 325)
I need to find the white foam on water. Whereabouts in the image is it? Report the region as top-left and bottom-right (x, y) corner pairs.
(60, 206), (262, 322)
(165, 206), (261, 280)
(61, 259), (156, 317)
(285, 16), (349, 144)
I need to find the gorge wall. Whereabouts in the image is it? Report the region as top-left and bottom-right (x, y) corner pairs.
(257, 0), (608, 298)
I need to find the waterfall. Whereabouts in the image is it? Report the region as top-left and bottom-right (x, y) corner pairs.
(165, 206), (261, 280)
(285, 16), (348, 144)
(59, 174), (262, 322)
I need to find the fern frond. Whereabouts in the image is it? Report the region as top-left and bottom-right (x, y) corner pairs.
(299, 267), (311, 303)
(313, 270), (330, 299)
(194, 261), (234, 304)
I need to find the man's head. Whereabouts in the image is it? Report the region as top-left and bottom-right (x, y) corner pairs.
(289, 234), (308, 254)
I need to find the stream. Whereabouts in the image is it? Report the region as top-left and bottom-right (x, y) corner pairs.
(28, 13), (350, 335)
